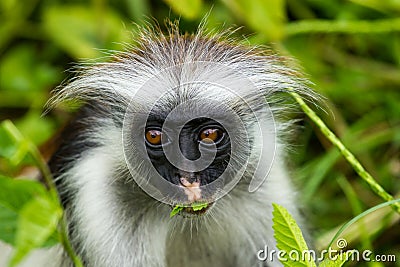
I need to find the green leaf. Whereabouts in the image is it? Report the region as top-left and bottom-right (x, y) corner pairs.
(163, 0), (203, 20)
(319, 250), (356, 267)
(9, 194), (62, 267)
(1, 120), (29, 166)
(43, 5), (131, 59)
(170, 205), (184, 218)
(0, 203), (18, 245)
(169, 202), (209, 217)
(0, 175), (48, 245)
(272, 203), (317, 267)
(0, 175), (47, 212)
(0, 125), (19, 160)
(191, 202), (208, 211)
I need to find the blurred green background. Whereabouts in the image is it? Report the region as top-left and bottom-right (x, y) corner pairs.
(0, 0), (399, 266)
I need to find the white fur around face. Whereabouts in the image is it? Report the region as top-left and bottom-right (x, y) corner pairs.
(59, 126), (168, 267)
(50, 123), (299, 267)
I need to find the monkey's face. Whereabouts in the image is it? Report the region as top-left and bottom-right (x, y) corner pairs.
(144, 117), (231, 188)
(121, 62), (276, 216)
(143, 115), (233, 214)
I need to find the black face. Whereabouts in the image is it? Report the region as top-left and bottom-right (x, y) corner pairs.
(144, 117), (231, 188)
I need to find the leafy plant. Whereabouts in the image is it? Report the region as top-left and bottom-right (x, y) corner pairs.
(170, 205), (184, 218)
(0, 121), (83, 267)
(273, 203), (355, 267)
(170, 202), (209, 218)
(288, 89), (400, 214)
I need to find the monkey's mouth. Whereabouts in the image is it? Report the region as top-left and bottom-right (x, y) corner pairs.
(170, 201), (214, 218)
(169, 177), (215, 217)
(183, 202), (214, 216)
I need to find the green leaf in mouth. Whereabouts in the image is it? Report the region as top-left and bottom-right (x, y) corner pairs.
(169, 202), (209, 218)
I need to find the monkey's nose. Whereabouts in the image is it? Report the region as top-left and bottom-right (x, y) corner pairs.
(177, 171), (198, 184)
(179, 177), (202, 202)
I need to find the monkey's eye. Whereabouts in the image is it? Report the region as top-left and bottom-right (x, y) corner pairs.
(199, 128), (224, 144)
(145, 129), (162, 146)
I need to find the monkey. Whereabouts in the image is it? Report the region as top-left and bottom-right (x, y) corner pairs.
(0, 22), (314, 267)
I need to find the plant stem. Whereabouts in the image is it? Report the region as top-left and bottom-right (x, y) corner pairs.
(287, 91), (400, 214)
(327, 199), (400, 249)
(59, 215), (84, 267)
(30, 151), (84, 267)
